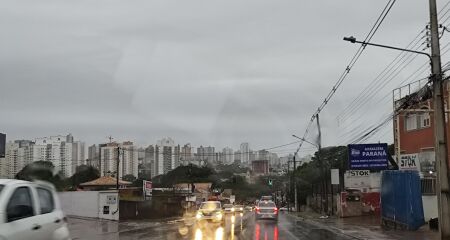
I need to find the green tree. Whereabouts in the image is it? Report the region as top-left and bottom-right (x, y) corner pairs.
(293, 146), (348, 205)
(16, 161), (56, 182)
(70, 165), (100, 188)
(122, 174), (137, 182)
(15, 161), (68, 191)
(152, 164), (215, 187)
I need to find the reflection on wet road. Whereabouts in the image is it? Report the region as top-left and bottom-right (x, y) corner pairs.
(68, 212), (355, 240)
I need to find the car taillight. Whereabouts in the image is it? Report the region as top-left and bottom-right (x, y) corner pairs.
(255, 207), (260, 213)
(273, 207), (278, 213)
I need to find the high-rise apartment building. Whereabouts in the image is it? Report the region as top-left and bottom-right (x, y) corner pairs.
(0, 133), (5, 158)
(5, 142), (21, 178)
(99, 141), (139, 179)
(34, 135), (73, 177)
(152, 137), (178, 176)
(100, 142), (119, 177)
(0, 133), (6, 178)
(32, 134), (85, 177)
(72, 141), (85, 170)
(179, 143), (193, 166)
(146, 145), (157, 177)
(222, 147), (234, 165)
(240, 143), (250, 164)
(87, 144), (99, 168)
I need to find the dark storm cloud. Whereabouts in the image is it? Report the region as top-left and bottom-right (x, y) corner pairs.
(0, 0), (441, 152)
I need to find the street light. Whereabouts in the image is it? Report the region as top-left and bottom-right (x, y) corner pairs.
(343, 36), (432, 61)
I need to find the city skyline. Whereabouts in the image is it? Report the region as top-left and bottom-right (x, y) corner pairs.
(0, 132), (303, 180)
(0, 132), (310, 157)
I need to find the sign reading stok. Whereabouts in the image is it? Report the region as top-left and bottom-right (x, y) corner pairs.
(348, 143), (389, 170)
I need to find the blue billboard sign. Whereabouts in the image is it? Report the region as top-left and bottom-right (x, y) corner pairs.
(348, 143), (389, 170)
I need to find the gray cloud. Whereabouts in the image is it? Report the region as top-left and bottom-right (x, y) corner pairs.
(0, 0), (444, 154)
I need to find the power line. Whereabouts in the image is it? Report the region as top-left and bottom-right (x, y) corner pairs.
(338, 41), (450, 139)
(337, 3), (450, 130)
(347, 80), (432, 144)
(294, 0), (397, 153)
(337, 29), (426, 123)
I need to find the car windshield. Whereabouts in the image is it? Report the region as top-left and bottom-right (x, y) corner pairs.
(259, 202), (276, 208)
(3, 1), (446, 239)
(200, 202), (220, 210)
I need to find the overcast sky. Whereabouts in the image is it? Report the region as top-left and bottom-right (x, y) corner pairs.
(1, 0), (447, 156)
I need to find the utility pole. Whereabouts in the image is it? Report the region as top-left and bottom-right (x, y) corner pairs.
(429, 0), (450, 237)
(287, 161), (291, 212)
(316, 113), (325, 214)
(293, 154), (298, 212)
(116, 146), (120, 190)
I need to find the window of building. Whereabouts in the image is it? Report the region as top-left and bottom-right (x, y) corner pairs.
(418, 112), (431, 128)
(405, 114), (417, 131)
(421, 178), (436, 195)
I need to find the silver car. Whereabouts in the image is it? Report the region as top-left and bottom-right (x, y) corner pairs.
(255, 201), (278, 221)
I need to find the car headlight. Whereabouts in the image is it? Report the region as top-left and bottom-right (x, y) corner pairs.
(231, 207), (235, 212)
(240, 207), (243, 211)
(196, 212), (203, 219)
(216, 212), (223, 219)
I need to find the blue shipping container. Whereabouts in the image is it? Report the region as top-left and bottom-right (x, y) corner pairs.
(381, 170), (425, 230)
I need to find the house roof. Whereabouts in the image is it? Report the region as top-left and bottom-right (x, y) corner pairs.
(80, 176), (132, 186)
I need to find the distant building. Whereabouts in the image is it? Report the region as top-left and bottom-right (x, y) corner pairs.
(5, 142), (22, 178)
(153, 137), (178, 176)
(240, 143), (250, 164)
(72, 141), (85, 169)
(99, 141), (139, 179)
(222, 147), (234, 165)
(121, 141), (139, 178)
(0, 157), (5, 178)
(87, 144), (99, 168)
(1, 140), (34, 178)
(0, 133), (6, 178)
(252, 160), (269, 175)
(249, 150), (256, 162)
(180, 143), (194, 166)
(137, 147), (145, 165)
(204, 146), (215, 164)
(234, 150), (241, 164)
(34, 134), (78, 177)
(145, 145), (156, 177)
(196, 146), (215, 164)
(66, 133), (74, 143)
(100, 142), (119, 177)
(0, 133), (5, 158)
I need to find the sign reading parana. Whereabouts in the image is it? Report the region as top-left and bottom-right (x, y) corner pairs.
(348, 143), (389, 170)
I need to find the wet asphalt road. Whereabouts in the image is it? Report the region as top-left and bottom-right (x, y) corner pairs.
(68, 211), (355, 240)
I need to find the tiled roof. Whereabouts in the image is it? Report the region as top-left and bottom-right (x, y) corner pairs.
(80, 176), (132, 186)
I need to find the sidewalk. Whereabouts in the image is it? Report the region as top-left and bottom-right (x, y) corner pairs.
(287, 209), (439, 240)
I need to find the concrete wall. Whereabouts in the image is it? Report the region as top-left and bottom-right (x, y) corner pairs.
(422, 195), (438, 222)
(59, 191), (119, 220)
